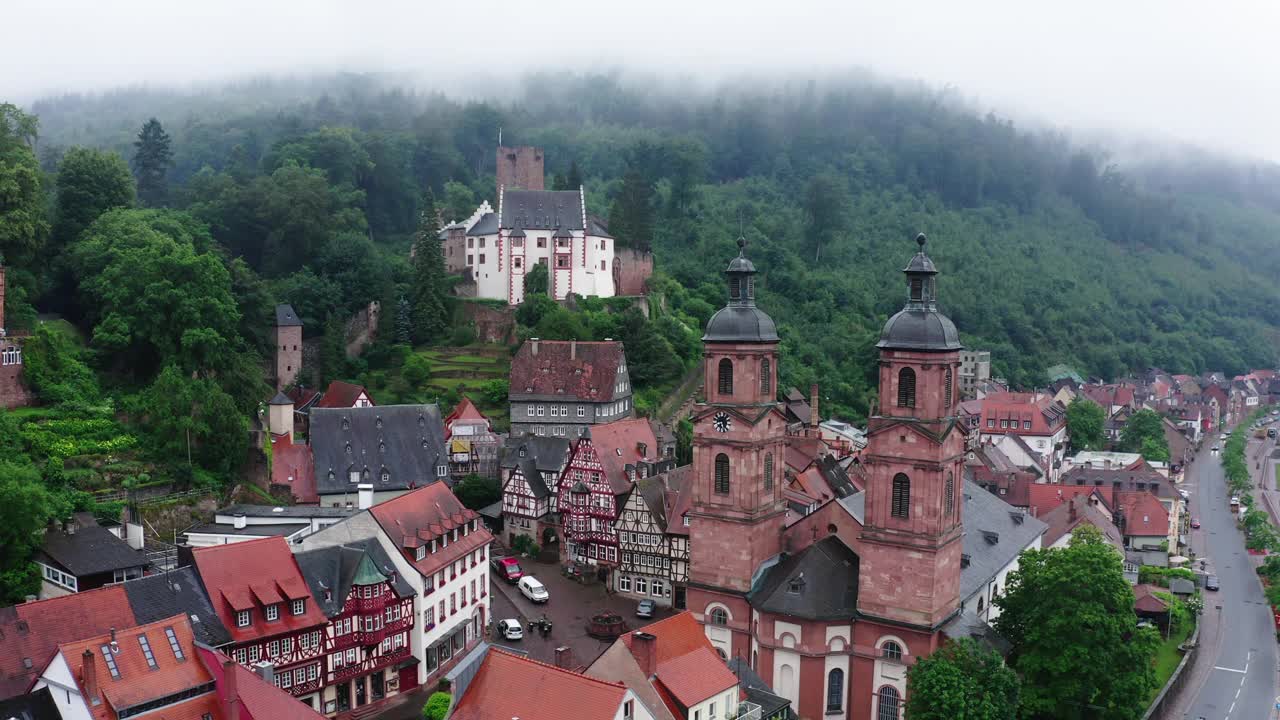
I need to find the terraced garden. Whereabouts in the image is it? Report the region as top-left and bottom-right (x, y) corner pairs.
(359, 344), (512, 430)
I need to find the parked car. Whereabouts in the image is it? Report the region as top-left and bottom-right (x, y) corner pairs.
(1211, 445), (1221, 454)
(1206, 575), (1220, 591)
(636, 599), (656, 618)
(518, 576), (549, 603)
(491, 556), (523, 584)
(1269, 428), (1277, 439)
(1178, 489), (1190, 501)
(496, 618), (524, 641)
(1191, 517), (1201, 529)
(1230, 496), (1241, 507)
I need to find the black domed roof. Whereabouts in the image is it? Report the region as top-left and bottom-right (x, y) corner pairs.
(726, 254), (756, 273)
(877, 309), (961, 351)
(704, 306), (779, 343)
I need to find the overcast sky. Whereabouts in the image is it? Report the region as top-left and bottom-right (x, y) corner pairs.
(5, 0), (1278, 161)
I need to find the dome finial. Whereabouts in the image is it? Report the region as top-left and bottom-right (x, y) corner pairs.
(916, 232), (927, 250)
(737, 236), (748, 256)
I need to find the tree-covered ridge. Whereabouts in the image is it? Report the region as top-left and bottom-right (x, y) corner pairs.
(17, 71), (1280, 421)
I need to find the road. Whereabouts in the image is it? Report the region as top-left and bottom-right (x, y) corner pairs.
(1182, 430), (1278, 720)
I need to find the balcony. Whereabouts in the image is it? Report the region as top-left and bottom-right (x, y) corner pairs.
(729, 701), (762, 720)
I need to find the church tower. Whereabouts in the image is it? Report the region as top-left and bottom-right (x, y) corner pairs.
(858, 233), (967, 628)
(687, 239), (788, 598)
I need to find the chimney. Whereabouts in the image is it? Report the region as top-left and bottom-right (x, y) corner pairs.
(571, 340), (577, 360)
(254, 661), (274, 685)
(81, 649), (98, 705)
(233, 513), (246, 530)
(1068, 498), (1078, 522)
(810, 384), (820, 428)
(631, 631), (657, 677)
(358, 483), (375, 510)
(530, 338), (540, 356)
(223, 660), (241, 720)
(554, 645), (575, 670)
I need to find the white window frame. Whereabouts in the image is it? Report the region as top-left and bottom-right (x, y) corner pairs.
(236, 610), (251, 628)
(291, 598), (305, 615)
(265, 604), (279, 622)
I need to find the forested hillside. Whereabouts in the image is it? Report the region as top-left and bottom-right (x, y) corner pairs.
(12, 71), (1280, 424)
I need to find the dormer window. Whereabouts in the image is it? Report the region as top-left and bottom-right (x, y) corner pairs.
(379, 442), (386, 453)
(291, 599), (305, 615)
(345, 442), (352, 455)
(787, 575), (805, 594)
(341, 418), (350, 431)
(416, 546), (426, 561)
(376, 416), (383, 429)
(349, 470), (359, 483)
(236, 610), (251, 628)
(265, 604), (280, 622)
(381, 469), (390, 483)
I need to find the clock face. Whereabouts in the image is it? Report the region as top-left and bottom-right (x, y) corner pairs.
(713, 411), (732, 433)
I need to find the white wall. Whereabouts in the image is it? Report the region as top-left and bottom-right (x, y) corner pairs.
(468, 230), (616, 304)
(685, 686), (739, 720)
(34, 653), (93, 720)
(613, 688), (659, 720)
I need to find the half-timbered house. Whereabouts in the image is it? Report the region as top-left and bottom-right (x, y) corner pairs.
(444, 396), (501, 479)
(499, 435), (571, 545)
(190, 537), (330, 710)
(296, 539), (416, 715)
(615, 466), (693, 608)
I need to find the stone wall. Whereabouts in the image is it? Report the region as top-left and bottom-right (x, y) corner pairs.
(462, 302), (516, 344)
(496, 146), (544, 192)
(344, 301), (381, 359)
(0, 337), (32, 409)
(613, 248), (654, 297)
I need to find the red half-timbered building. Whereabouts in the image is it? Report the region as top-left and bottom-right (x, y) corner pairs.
(191, 537), (329, 710)
(296, 539), (416, 714)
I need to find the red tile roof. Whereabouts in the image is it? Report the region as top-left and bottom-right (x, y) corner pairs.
(589, 417), (658, 494)
(0, 585), (136, 700)
(1132, 584), (1170, 614)
(451, 648), (629, 720)
(654, 647), (738, 709)
(197, 646), (325, 720)
(59, 615), (212, 720)
(1080, 384), (1136, 409)
(1026, 484), (1108, 518)
(315, 381), (373, 409)
(622, 612), (715, 669)
(445, 396), (487, 426)
(269, 435), (317, 504)
(979, 392), (1066, 436)
(509, 340), (626, 402)
(1115, 491), (1169, 538)
(367, 483), (492, 577)
(191, 537), (327, 644)
(1038, 495), (1123, 550)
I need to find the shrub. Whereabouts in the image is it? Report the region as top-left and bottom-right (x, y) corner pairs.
(451, 325), (477, 346)
(421, 692), (451, 720)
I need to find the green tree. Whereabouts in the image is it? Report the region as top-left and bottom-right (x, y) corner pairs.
(395, 296), (413, 344)
(451, 474), (501, 510)
(566, 160), (583, 189)
(1066, 398), (1106, 451)
(133, 365), (249, 478)
(480, 379), (509, 406)
(442, 180), (476, 222)
(523, 263), (549, 297)
(53, 147), (135, 247)
(132, 118), (173, 206)
(402, 354), (432, 387)
(20, 324), (100, 406)
(803, 171), (848, 263)
(994, 525), (1160, 720)
(421, 691), (451, 720)
(608, 167), (654, 250)
(0, 461), (61, 604)
(410, 201), (450, 344)
(904, 638), (1019, 720)
(1119, 409), (1169, 461)
(321, 312), (347, 385)
(0, 103), (48, 263)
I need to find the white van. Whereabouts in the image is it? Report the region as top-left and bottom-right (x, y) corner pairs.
(518, 575), (549, 603)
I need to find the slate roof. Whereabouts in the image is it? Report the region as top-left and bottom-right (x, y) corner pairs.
(184, 523), (310, 538)
(725, 658), (791, 720)
(959, 488), (1048, 602)
(499, 190), (584, 231)
(0, 687), (59, 720)
(275, 303), (302, 327)
(877, 308), (961, 352)
(747, 537), (858, 621)
(703, 306), (779, 343)
(123, 567), (232, 647)
(509, 340), (628, 402)
(294, 538), (414, 618)
(500, 435), (573, 474)
(316, 380), (372, 409)
(310, 404), (447, 496)
(0, 586), (136, 700)
(940, 610), (1011, 656)
(586, 215), (613, 239)
(511, 458), (550, 498)
(468, 212), (499, 235)
(216, 504), (356, 519)
(37, 525), (149, 577)
(453, 648), (628, 720)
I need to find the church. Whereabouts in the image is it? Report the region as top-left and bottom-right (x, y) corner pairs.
(686, 235), (1018, 720)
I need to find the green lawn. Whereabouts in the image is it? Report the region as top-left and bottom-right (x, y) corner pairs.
(1149, 623), (1193, 702)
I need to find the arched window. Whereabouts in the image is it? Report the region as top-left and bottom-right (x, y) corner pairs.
(764, 453), (774, 491)
(897, 368), (916, 408)
(826, 669), (844, 712)
(709, 607), (728, 626)
(730, 277), (741, 300)
(978, 596), (986, 613)
(760, 357), (771, 396)
(877, 687), (901, 720)
(881, 641), (903, 661)
(891, 473), (910, 519)
(718, 359), (734, 395)
(944, 471), (955, 517)
(714, 454), (731, 495)
(715, 647), (728, 660)
(944, 368), (953, 409)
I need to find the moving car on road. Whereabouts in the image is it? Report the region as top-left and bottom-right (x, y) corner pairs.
(518, 575), (549, 603)
(1191, 517), (1201, 529)
(636, 599), (656, 618)
(1206, 575), (1220, 591)
(496, 618), (524, 641)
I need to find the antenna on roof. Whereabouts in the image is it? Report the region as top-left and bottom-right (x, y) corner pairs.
(498, 127), (502, 147)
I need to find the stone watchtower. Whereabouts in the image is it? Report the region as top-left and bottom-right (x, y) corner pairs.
(687, 239), (788, 598)
(858, 234), (967, 628)
(274, 303), (303, 391)
(496, 146), (544, 193)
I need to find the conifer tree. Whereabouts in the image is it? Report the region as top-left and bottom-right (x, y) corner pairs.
(566, 160), (583, 190)
(410, 193), (450, 345)
(132, 118), (173, 207)
(395, 296), (413, 345)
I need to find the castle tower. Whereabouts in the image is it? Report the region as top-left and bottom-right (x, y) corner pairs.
(496, 146), (544, 194)
(858, 233), (966, 627)
(688, 239), (788, 600)
(275, 303), (303, 391)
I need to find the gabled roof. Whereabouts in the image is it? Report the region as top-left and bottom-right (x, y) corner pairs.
(452, 648), (629, 720)
(123, 567), (232, 647)
(658, 467), (694, 536)
(597, 613), (737, 719)
(748, 536), (858, 621)
(509, 458), (550, 499)
(1025, 484), (1108, 518)
(1037, 495), (1123, 552)
(294, 539), (414, 618)
(1132, 584), (1170, 614)
(588, 417), (658, 494)
(959, 488), (1048, 602)
(0, 586), (136, 701)
(367, 483), (491, 577)
(619, 612), (711, 666)
(37, 525), (149, 577)
(978, 392), (1067, 436)
(310, 404), (447, 495)
(653, 647), (737, 709)
(1115, 491), (1169, 538)
(315, 380), (373, 409)
(467, 212), (499, 235)
(509, 340), (627, 402)
(269, 434), (316, 504)
(190, 537), (327, 644)
(500, 435), (572, 474)
(445, 396), (488, 425)
(198, 646), (326, 720)
(499, 190), (584, 231)
(275, 304), (302, 327)
(58, 615), (213, 720)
